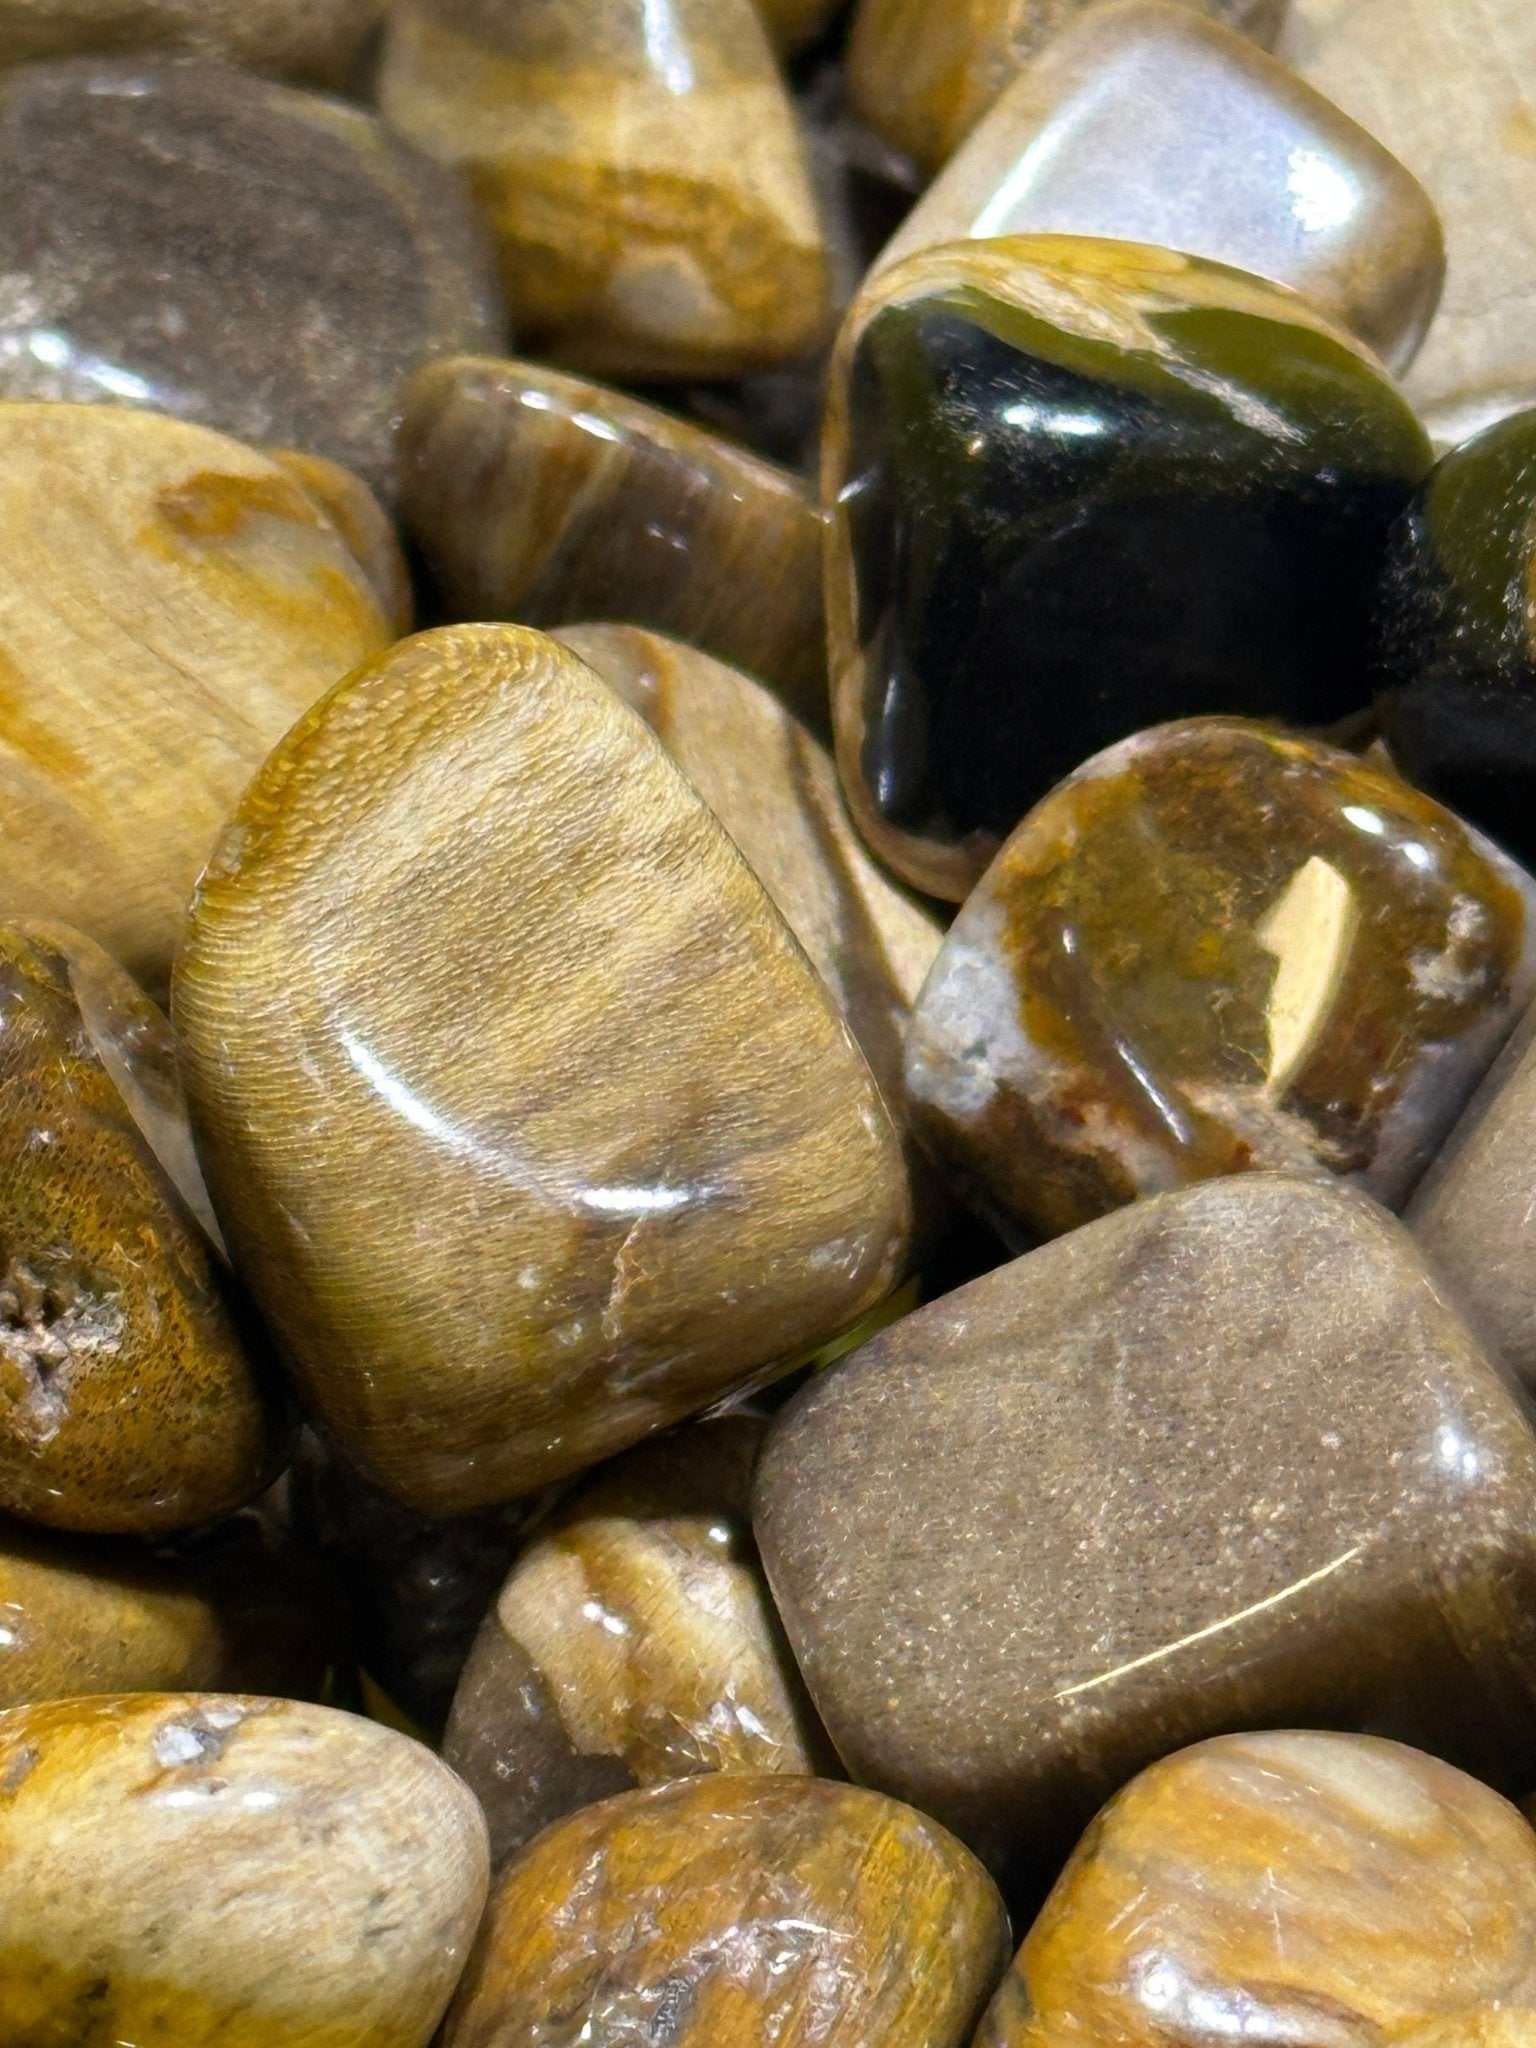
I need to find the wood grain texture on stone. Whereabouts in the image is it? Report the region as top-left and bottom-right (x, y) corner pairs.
(975, 1732), (1536, 2048)
(0, 404), (393, 995)
(174, 624), (911, 1515)
(827, 237), (1432, 900)
(755, 1174), (1536, 1890)
(0, 1694), (489, 2047)
(1281, 0), (1536, 435)
(269, 450), (415, 639)
(0, 921), (283, 1535)
(445, 1415), (828, 1869)
(378, 0), (831, 381)
(846, 0), (1286, 173)
(906, 718), (1536, 1243)
(400, 357), (828, 732)
(875, 1), (1444, 376)
(0, 0), (383, 80)
(441, 1774), (1009, 2048)
(0, 57), (504, 501)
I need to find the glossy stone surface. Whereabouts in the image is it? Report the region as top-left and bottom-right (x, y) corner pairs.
(0, 0), (383, 80)
(269, 448), (416, 639)
(0, 922), (282, 1534)
(441, 1775), (1009, 2047)
(0, 404), (393, 995)
(906, 718), (1536, 1242)
(379, 0), (830, 381)
(446, 1415), (828, 1869)
(0, 57), (503, 501)
(846, 0), (1286, 173)
(175, 625), (910, 1515)
(1376, 410), (1536, 866)
(827, 237), (1432, 899)
(755, 1174), (1536, 1890)
(1282, 0), (1536, 436)
(0, 1694), (488, 2046)
(876, 1), (1444, 375)
(401, 357), (828, 733)
(976, 1732), (1536, 2047)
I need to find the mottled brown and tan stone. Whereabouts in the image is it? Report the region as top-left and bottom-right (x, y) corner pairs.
(755, 1174), (1536, 1891)
(976, 1731), (1536, 2047)
(0, 0), (383, 80)
(441, 1775), (1009, 2047)
(175, 624), (911, 1515)
(269, 449), (415, 638)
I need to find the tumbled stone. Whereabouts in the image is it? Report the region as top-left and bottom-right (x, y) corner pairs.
(846, 0), (1285, 173)
(379, 0), (830, 380)
(175, 625), (910, 1515)
(441, 1775), (1009, 2047)
(400, 357), (827, 733)
(1375, 409), (1536, 867)
(827, 238), (1432, 899)
(0, 404), (393, 994)
(0, 57), (503, 500)
(445, 1415), (828, 1868)
(906, 718), (1536, 1242)
(0, 1694), (488, 2046)
(975, 1732), (1536, 2047)
(269, 448), (416, 638)
(1282, 0), (1536, 437)
(0, 921), (283, 1534)
(876, 1), (1444, 375)
(755, 1174), (1536, 1890)
(0, 0), (382, 81)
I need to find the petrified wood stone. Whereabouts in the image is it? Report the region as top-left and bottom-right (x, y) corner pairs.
(976, 1732), (1536, 2047)
(0, 0), (383, 81)
(0, 404), (393, 995)
(756, 1174), (1536, 1891)
(0, 57), (504, 500)
(401, 356), (828, 733)
(175, 625), (910, 1515)
(0, 1694), (489, 2046)
(441, 1775), (1009, 2047)
(379, 0), (830, 380)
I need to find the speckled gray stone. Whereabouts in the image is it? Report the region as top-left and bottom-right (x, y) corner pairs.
(755, 1173), (1536, 1892)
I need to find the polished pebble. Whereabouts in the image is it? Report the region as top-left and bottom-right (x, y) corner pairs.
(0, 921), (282, 1534)
(846, 0), (1286, 173)
(268, 448), (416, 639)
(379, 0), (830, 381)
(441, 1775), (1009, 2047)
(0, 404), (393, 995)
(0, 1694), (489, 2046)
(905, 718), (1536, 1242)
(400, 356), (828, 733)
(174, 624), (911, 1514)
(876, 0), (1444, 375)
(755, 1174), (1536, 1891)
(1375, 409), (1536, 866)
(975, 1732), (1536, 2046)
(827, 237), (1432, 899)
(0, 56), (503, 500)
(445, 1415), (828, 1868)
(0, 0), (383, 79)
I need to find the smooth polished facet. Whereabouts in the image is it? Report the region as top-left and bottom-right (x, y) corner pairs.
(876, 1), (1444, 375)
(174, 625), (911, 1515)
(0, 57), (504, 500)
(905, 718), (1536, 1242)
(401, 357), (828, 734)
(0, 0), (383, 79)
(379, 0), (830, 381)
(976, 1732), (1536, 2047)
(826, 237), (1432, 899)
(755, 1175), (1536, 1891)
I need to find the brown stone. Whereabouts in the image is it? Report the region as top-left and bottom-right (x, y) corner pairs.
(755, 1174), (1536, 1891)
(0, 1694), (489, 2046)
(174, 624), (911, 1515)
(378, 0), (830, 381)
(875, 0), (1444, 374)
(400, 356), (828, 733)
(976, 1732), (1536, 2047)
(757, 0), (843, 54)
(441, 1775), (1009, 2047)
(0, 0), (383, 80)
